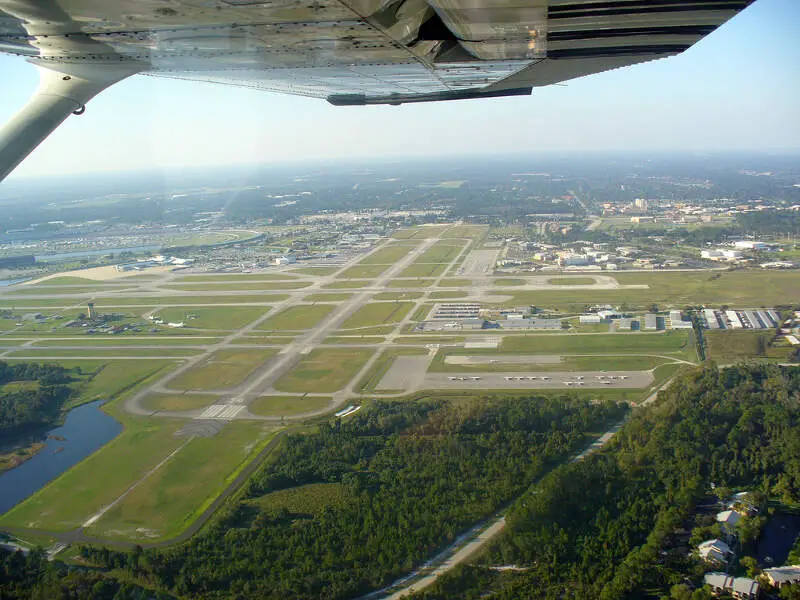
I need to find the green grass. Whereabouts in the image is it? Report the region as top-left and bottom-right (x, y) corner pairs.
(398, 263), (447, 278)
(7, 348), (200, 359)
(341, 302), (414, 328)
(247, 482), (349, 516)
(0, 299), (85, 308)
(493, 270), (800, 312)
(323, 281), (370, 289)
(438, 279), (471, 287)
(336, 325), (396, 335)
(494, 278), (526, 286)
(289, 267), (337, 276)
(163, 281), (310, 291)
(429, 291), (468, 299)
(69, 360), (179, 408)
(274, 348), (373, 393)
(140, 393), (216, 411)
(500, 331), (695, 357)
(323, 336), (385, 344)
(237, 336), (295, 345)
(415, 242), (465, 263)
(548, 277), (597, 285)
(256, 304), (334, 331)
(359, 245), (416, 264)
(374, 292), (423, 300)
(305, 293), (353, 302)
(30, 337), (217, 347)
(7, 284), (130, 295)
(0, 295), (287, 307)
(442, 225), (488, 239)
(391, 228), (445, 239)
(28, 276), (117, 286)
(705, 330), (788, 362)
(338, 264), (390, 279)
(248, 395), (332, 417)
(177, 274), (297, 282)
(154, 306), (267, 329)
(0, 418), (185, 532)
(411, 304), (434, 321)
(387, 279), (435, 288)
(168, 348), (276, 390)
(87, 422), (277, 542)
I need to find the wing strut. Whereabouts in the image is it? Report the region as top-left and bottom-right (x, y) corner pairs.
(0, 62), (142, 182)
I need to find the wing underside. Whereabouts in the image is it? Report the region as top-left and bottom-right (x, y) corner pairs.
(0, 0), (754, 104)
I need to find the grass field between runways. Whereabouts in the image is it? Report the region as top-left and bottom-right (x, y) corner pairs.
(248, 395), (333, 417)
(415, 241), (466, 263)
(86, 422), (279, 542)
(500, 330), (696, 359)
(162, 281), (311, 291)
(256, 304), (335, 331)
(398, 263), (447, 278)
(167, 348), (277, 390)
(337, 264), (390, 279)
(140, 393), (217, 412)
(340, 302), (414, 328)
(153, 306), (268, 330)
(274, 348), (374, 393)
(358, 244), (417, 264)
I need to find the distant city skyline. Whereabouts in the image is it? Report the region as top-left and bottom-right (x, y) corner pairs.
(0, 0), (798, 180)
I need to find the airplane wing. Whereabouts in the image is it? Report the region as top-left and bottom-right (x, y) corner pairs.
(0, 0), (754, 180)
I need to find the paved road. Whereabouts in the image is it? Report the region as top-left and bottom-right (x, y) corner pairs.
(368, 416), (628, 600)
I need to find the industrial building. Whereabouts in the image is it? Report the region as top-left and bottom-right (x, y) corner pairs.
(669, 310), (693, 330)
(701, 308), (777, 331)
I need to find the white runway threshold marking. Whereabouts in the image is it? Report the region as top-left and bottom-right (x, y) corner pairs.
(198, 404), (244, 420)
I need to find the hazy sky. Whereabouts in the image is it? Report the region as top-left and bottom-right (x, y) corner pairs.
(0, 0), (798, 180)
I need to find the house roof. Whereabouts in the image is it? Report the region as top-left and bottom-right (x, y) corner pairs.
(732, 577), (759, 595)
(764, 565), (800, 584)
(704, 572), (733, 589)
(716, 510), (741, 526)
(698, 539), (731, 553)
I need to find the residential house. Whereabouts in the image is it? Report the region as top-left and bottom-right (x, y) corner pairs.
(698, 539), (733, 565)
(763, 565), (800, 589)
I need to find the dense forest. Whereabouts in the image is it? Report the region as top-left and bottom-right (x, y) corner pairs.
(0, 547), (174, 600)
(417, 363), (800, 600)
(4, 366), (800, 599)
(0, 361), (74, 440)
(63, 396), (618, 599)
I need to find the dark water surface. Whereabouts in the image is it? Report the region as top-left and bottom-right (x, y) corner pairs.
(756, 512), (800, 567)
(0, 400), (122, 516)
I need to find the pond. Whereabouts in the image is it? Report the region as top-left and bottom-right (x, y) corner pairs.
(0, 400), (122, 516)
(756, 512), (800, 567)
